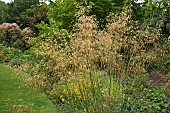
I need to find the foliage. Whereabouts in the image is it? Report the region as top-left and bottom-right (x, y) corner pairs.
(88, 0), (113, 29)
(27, 4), (49, 35)
(65, 72), (169, 113)
(76, 0), (137, 29)
(0, 44), (33, 67)
(131, 0), (170, 35)
(6, 0), (40, 28)
(77, 0), (114, 29)
(122, 88), (170, 113)
(0, 23), (22, 48)
(122, 75), (170, 113)
(31, 6), (161, 81)
(148, 49), (170, 75)
(0, 23), (32, 50)
(19, 7), (170, 113)
(29, 0), (77, 48)
(47, 0), (77, 30)
(0, 0), (9, 24)
(54, 72), (124, 113)
(2, 1), (168, 113)
(0, 45), (19, 63)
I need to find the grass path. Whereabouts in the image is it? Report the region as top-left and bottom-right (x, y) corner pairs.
(0, 64), (57, 113)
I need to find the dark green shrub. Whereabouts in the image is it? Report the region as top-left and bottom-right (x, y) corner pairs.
(27, 5), (49, 35)
(6, 0), (40, 28)
(0, 45), (20, 63)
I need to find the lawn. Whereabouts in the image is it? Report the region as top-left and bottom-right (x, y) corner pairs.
(0, 64), (57, 113)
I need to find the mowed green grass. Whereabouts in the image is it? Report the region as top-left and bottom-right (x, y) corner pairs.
(0, 64), (57, 113)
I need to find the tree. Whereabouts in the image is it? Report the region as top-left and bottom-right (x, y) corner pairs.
(47, 0), (77, 30)
(0, 0), (9, 24)
(131, 0), (170, 35)
(76, 0), (132, 29)
(7, 0), (40, 28)
(27, 4), (49, 35)
(76, 0), (113, 29)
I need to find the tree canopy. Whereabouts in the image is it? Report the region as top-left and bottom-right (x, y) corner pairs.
(5, 0), (40, 28)
(0, 0), (9, 24)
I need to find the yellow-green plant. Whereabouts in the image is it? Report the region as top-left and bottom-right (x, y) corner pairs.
(51, 70), (122, 103)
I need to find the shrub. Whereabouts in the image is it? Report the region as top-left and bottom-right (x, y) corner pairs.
(0, 23), (32, 50)
(0, 44), (27, 66)
(47, 0), (77, 30)
(0, 44), (19, 64)
(21, 27), (33, 49)
(0, 44), (15, 63)
(0, 23), (22, 46)
(27, 5), (49, 35)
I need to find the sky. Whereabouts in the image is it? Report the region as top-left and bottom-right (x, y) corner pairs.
(1, 0), (12, 3)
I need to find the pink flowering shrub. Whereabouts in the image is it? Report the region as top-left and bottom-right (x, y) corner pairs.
(0, 23), (21, 45)
(0, 23), (33, 50)
(22, 27), (33, 40)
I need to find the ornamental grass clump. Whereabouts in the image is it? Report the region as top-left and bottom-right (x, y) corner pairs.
(24, 6), (163, 112)
(31, 7), (161, 83)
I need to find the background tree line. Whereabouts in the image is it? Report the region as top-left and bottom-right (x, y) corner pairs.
(0, 0), (169, 35)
